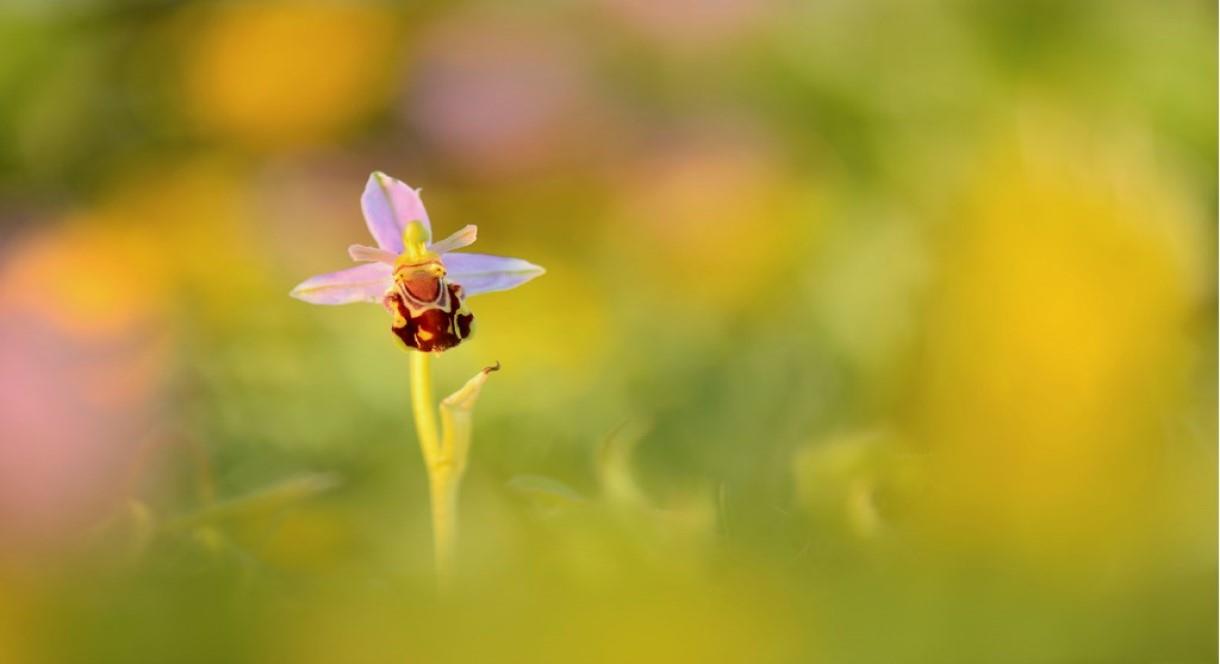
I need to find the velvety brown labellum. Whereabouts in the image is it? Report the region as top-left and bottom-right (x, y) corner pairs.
(387, 282), (474, 352)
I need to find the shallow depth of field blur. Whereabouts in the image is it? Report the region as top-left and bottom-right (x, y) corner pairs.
(0, 1), (1215, 662)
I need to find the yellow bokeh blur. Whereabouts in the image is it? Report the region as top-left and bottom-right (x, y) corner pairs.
(915, 116), (1204, 575)
(184, 4), (397, 149)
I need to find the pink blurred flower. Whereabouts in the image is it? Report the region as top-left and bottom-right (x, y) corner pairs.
(403, 17), (605, 179)
(0, 230), (166, 551)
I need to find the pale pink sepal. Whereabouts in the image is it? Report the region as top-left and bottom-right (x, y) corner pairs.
(348, 244), (398, 264)
(429, 225), (478, 255)
(360, 172), (431, 252)
(443, 252), (545, 297)
(289, 262), (394, 305)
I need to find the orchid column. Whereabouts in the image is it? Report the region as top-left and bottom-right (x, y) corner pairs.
(291, 172), (544, 585)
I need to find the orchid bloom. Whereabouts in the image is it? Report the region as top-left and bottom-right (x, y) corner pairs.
(291, 172), (544, 352)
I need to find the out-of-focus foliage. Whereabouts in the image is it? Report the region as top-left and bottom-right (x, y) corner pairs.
(0, 0), (1213, 662)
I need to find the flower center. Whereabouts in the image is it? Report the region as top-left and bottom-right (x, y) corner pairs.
(394, 220), (449, 306)
(394, 258), (446, 304)
(403, 272), (441, 302)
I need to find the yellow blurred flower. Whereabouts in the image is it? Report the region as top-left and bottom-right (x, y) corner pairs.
(83, 160), (270, 319)
(913, 118), (1205, 575)
(183, 3), (398, 149)
(0, 578), (38, 664)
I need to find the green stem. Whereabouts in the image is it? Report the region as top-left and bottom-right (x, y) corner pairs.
(428, 468), (459, 589)
(409, 350), (458, 590)
(410, 351), (440, 462)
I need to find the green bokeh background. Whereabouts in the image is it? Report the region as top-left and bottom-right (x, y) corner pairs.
(0, 1), (1214, 662)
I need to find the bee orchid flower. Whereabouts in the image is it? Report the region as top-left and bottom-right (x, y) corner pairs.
(290, 172), (544, 588)
(291, 171), (544, 352)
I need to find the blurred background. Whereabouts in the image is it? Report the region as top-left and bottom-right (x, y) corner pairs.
(0, 0), (1215, 662)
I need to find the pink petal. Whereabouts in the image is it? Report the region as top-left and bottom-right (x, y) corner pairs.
(290, 262), (393, 305)
(360, 172), (431, 252)
(348, 244), (398, 264)
(443, 252), (545, 297)
(429, 224), (478, 255)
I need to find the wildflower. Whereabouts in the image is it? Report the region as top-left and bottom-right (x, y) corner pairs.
(291, 172), (544, 351)
(291, 172), (543, 587)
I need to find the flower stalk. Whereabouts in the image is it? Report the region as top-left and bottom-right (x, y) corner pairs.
(408, 350), (454, 586)
(410, 351), (441, 462)
(409, 348), (499, 589)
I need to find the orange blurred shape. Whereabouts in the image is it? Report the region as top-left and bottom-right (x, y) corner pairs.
(913, 118), (1204, 576)
(0, 225), (163, 340)
(76, 160), (272, 321)
(184, 3), (397, 149)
